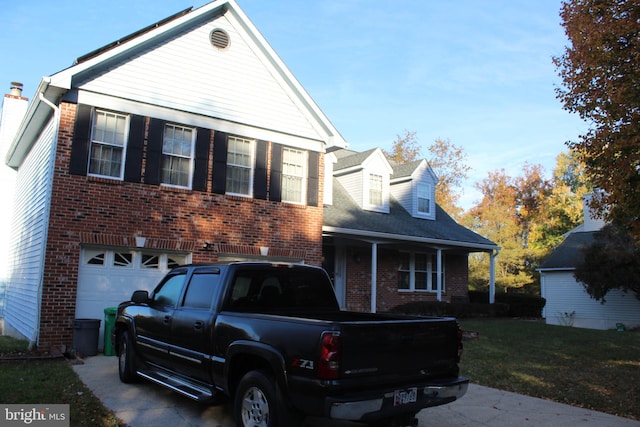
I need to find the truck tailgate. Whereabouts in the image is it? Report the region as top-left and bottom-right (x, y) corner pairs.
(339, 317), (459, 381)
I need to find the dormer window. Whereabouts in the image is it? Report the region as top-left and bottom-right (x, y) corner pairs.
(417, 184), (431, 214)
(369, 174), (383, 206)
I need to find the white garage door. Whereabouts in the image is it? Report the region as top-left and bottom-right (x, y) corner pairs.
(76, 247), (190, 351)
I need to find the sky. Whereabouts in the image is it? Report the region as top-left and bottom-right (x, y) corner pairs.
(0, 0), (586, 209)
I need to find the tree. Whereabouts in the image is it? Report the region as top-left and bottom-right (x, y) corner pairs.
(385, 130), (421, 163)
(554, 0), (640, 240)
(574, 223), (640, 302)
(427, 138), (470, 219)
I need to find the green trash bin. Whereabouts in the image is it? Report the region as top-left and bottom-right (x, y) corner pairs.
(103, 307), (117, 356)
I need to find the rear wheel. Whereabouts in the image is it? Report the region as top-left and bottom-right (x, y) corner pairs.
(234, 370), (302, 427)
(118, 330), (138, 383)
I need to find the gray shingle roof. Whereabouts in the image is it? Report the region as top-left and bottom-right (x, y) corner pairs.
(334, 149), (377, 171)
(538, 231), (597, 270)
(324, 179), (497, 250)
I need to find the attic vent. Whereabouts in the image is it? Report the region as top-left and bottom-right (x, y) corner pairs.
(210, 29), (230, 49)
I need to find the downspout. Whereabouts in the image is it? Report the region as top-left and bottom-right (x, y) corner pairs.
(370, 242), (377, 313)
(31, 89), (60, 350)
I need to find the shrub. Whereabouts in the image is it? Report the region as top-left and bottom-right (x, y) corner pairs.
(469, 291), (546, 317)
(389, 301), (510, 318)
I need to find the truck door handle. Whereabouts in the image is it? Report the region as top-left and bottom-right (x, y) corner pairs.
(193, 321), (204, 331)
(163, 315), (172, 325)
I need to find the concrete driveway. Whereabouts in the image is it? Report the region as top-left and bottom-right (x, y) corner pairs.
(73, 355), (640, 427)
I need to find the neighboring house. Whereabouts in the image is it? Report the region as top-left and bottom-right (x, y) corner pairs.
(0, 0), (346, 351)
(322, 148), (499, 312)
(539, 194), (640, 330)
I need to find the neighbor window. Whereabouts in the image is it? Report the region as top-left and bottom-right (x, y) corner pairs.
(369, 174), (383, 207)
(398, 252), (444, 292)
(226, 136), (254, 196)
(282, 147), (306, 204)
(417, 184), (431, 215)
(88, 110), (128, 179)
(162, 124), (194, 188)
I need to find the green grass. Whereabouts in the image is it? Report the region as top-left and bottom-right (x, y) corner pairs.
(459, 319), (640, 420)
(0, 336), (123, 427)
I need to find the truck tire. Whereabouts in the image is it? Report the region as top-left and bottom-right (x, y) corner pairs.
(234, 370), (302, 427)
(118, 330), (138, 383)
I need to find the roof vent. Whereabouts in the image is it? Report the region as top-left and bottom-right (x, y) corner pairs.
(210, 29), (230, 50)
(9, 82), (23, 97)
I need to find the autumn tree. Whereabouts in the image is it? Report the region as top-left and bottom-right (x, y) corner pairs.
(385, 130), (421, 163)
(554, 0), (640, 240)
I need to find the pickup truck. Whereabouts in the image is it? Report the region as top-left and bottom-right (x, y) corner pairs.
(113, 262), (468, 427)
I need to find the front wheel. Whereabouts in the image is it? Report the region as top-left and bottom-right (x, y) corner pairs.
(234, 370), (302, 427)
(118, 330), (138, 383)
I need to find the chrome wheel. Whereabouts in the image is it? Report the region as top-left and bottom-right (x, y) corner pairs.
(240, 386), (270, 427)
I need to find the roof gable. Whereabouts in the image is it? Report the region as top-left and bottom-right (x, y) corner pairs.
(538, 232), (596, 270)
(8, 0), (346, 167)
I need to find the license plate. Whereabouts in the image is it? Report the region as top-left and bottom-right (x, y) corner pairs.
(394, 387), (417, 406)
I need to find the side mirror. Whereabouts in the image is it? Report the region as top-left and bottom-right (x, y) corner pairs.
(131, 290), (150, 304)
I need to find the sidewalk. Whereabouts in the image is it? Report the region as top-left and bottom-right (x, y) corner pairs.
(73, 355), (640, 427)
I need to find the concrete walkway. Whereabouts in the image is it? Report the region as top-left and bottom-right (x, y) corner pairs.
(73, 355), (640, 427)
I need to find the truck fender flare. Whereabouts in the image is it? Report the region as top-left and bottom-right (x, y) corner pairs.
(225, 340), (288, 393)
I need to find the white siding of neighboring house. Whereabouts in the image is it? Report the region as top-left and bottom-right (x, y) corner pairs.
(4, 118), (56, 344)
(77, 12), (321, 146)
(542, 270), (640, 330)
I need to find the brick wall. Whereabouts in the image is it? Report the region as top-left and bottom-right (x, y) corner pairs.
(343, 246), (469, 312)
(38, 102), (324, 350)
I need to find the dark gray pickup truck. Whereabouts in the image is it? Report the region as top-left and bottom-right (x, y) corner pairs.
(113, 262), (468, 427)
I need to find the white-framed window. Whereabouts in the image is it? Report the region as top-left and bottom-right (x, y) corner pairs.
(398, 252), (444, 292)
(282, 147), (307, 204)
(88, 110), (129, 179)
(162, 124), (195, 188)
(417, 183), (431, 215)
(369, 174), (383, 207)
(226, 136), (254, 196)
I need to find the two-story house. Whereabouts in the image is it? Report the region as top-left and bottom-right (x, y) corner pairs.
(0, 0), (346, 351)
(322, 148), (499, 312)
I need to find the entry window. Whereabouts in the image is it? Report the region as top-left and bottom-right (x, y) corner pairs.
(162, 124), (194, 188)
(88, 110), (128, 179)
(282, 148), (306, 204)
(226, 136), (254, 196)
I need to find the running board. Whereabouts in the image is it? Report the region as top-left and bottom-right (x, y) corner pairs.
(137, 368), (215, 402)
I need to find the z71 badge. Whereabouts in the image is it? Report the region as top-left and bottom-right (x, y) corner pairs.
(291, 358), (314, 370)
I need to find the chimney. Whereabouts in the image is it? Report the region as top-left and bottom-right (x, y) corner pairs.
(0, 82), (29, 161)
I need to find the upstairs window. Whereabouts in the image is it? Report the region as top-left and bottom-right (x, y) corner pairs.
(417, 184), (431, 215)
(162, 124), (195, 188)
(88, 110), (128, 179)
(369, 174), (383, 207)
(282, 148), (306, 204)
(226, 136), (254, 196)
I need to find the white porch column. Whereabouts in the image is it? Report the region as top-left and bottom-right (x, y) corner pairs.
(436, 248), (443, 301)
(489, 250), (497, 304)
(370, 242), (378, 313)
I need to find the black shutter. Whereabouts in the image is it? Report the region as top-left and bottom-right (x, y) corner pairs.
(124, 115), (145, 183)
(307, 151), (320, 206)
(69, 104), (93, 175)
(269, 143), (283, 202)
(192, 128), (211, 191)
(211, 131), (228, 194)
(144, 118), (165, 185)
(254, 140), (268, 200)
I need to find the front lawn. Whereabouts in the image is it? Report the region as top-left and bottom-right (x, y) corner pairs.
(459, 319), (640, 420)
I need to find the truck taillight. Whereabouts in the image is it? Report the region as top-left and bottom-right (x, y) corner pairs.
(457, 327), (464, 363)
(318, 331), (341, 380)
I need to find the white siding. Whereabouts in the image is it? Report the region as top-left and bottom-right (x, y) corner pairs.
(542, 271), (640, 330)
(4, 119), (56, 343)
(78, 14), (320, 142)
(391, 179), (412, 213)
(337, 171), (364, 208)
